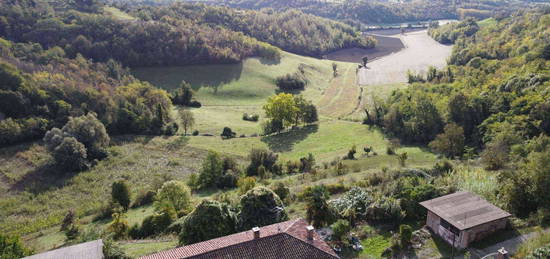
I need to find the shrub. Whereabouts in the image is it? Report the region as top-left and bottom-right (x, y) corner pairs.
(0, 234), (32, 258)
(272, 182), (290, 202)
(399, 224), (413, 247)
(132, 190), (156, 208)
(237, 177), (256, 195)
(221, 127), (236, 139)
(137, 211), (175, 238)
(65, 224), (80, 240)
(217, 170), (239, 189)
(397, 152), (408, 167)
(192, 130), (199, 136)
(299, 153), (315, 173)
(428, 123), (465, 158)
(386, 146), (395, 155)
(186, 173), (200, 191)
(275, 73), (306, 91)
(61, 209), (76, 232)
(239, 187), (288, 230)
(242, 113), (259, 122)
(331, 219), (351, 241)
(102, 238), (130, 259)
(179, 200), (237, 245)
(262, 119), (283, 135)
(346, 145), (356, 159)
(56, 113), (110, 160)
(155, 181), (192, 215)
(198, 151), (224, 189)
(172, 81), (194, 106)
(108, 211), (129, 240)
(246, 149), (279, 176)
(303, 185), (335, 228)
(52, 137), (89, 171)
(112, 180), (131, 210)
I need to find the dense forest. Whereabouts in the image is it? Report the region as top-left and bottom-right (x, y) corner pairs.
(366, 10), (550, 216)
(130, 4), (375, 56)
(155, 0), (543, 24)
(0, 37), (176, 146)
(0, 0), (371, 67)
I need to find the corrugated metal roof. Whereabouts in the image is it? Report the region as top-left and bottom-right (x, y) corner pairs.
(420, 191), (511, 230)
(140, 218), (339, 259)
(23, 239), (103, 259)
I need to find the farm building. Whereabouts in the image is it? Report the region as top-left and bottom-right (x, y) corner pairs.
(420, 191), (511, 248)
(140, 218), (339, 259)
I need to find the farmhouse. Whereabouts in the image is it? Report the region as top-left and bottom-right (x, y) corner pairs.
(140, 218), (339, 259)
(420, 191), (511, 248)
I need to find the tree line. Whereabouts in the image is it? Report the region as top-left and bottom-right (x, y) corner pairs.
(178, 0), (535, 24)
(0, 38), (176, 146)
(132, 3), (375, 57)
(0, 1), (375, 67)
(365, 10), (550, 217)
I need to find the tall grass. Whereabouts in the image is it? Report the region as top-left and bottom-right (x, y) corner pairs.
(448, 165), (499, 204)
(514, 231), (550, 258)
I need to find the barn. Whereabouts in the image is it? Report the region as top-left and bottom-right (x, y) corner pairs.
(420, 191), (511, 248)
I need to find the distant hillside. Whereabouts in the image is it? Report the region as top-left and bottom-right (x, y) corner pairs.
(132, 3), (375, 57)
(0, 0), (371, 67)
(110, 0), (546, 24)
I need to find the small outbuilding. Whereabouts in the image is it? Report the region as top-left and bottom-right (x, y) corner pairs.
(420, 191), (511, 248)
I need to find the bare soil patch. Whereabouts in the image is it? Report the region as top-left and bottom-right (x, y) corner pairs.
(324, 35), (404, 63)
(357, 30), (452, 86)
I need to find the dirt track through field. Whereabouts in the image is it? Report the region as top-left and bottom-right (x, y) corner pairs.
(357, 30), (452, 86)
(319, 30), (452, 119)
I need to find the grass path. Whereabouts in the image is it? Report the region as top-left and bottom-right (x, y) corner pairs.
(318, 63), (360, 118)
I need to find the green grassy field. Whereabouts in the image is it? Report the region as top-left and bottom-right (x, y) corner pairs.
(133, 52), (343, 107)
(1, 49), (444, 257)
(185, 119), (436, 163)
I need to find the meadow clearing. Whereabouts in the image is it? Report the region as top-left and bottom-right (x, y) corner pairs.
(0, 29), (455, 257)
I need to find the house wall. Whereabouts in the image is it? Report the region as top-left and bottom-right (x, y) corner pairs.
(425, 211), (509, 249)
(460, 218), (508, 247)
(426, 211), (461, 248)
(426, 211), (440, 231)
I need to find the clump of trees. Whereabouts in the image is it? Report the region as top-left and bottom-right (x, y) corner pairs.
(179, 200), (237, 245)
(43, 113), (110, 171)
(172, 81), (201, 108)
(197, 151), (240, 190)
(428, 17), (479, 44)
(239, 186), (288, 230)
(246, 149), (279, 176)
(0, 40), (177, 147)
(263, 93), (318, 134)
(177, 186), (288, 245)
(275, 72), (307, 92)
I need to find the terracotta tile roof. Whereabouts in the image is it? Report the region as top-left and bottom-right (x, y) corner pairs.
(140, 218), (339, 259)
(420, 191), (511, 230)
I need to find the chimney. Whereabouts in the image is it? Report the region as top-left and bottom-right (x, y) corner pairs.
(496, 247), (509, 259)
(306, 225), (314, 241)
(252, 227), (260, 239)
